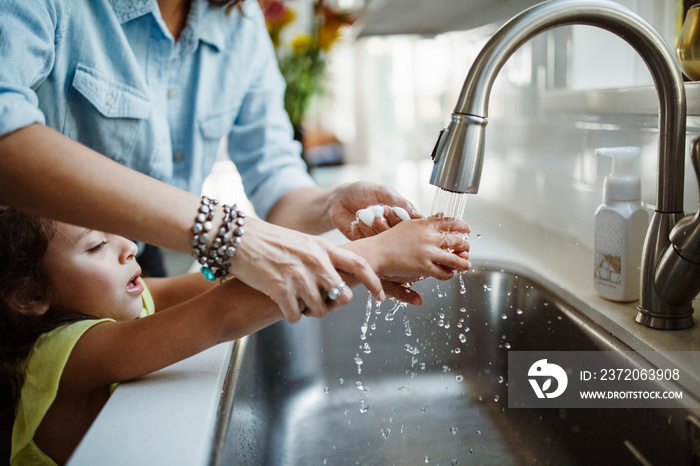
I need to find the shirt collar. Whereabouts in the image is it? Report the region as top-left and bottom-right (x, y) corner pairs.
(191, 0), (227, 51)
(108, 0), (157, 24)
(109, 0), (226, 52)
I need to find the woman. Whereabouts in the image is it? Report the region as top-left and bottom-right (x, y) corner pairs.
(0, 0), (423, 322)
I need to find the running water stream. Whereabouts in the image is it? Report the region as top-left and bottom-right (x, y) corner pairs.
(431, 187), (469, 219)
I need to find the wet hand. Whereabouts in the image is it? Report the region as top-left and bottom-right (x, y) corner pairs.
(230, 217), (385, 323)
(328, 182), (422, 240)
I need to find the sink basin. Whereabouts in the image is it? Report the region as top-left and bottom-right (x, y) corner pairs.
(212, 267), (698, 465)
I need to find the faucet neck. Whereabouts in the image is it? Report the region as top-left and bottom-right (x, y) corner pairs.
(454, 0), (686, 212)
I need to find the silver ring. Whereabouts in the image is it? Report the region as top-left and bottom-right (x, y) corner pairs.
(327, 281), (347, 301)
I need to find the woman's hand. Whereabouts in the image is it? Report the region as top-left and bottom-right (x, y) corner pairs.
(327, 182), (423, 240)
(229, 217), (385, 323)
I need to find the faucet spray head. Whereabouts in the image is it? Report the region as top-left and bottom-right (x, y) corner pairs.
(429, 113), (488, 194)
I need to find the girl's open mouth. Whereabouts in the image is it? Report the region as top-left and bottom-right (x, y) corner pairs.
(127, 270), (144, 294)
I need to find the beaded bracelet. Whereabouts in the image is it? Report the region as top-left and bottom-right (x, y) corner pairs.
(191, 196), (245, 282)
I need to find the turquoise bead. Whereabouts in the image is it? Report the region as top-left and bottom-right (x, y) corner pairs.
(200, 266), (216, 281)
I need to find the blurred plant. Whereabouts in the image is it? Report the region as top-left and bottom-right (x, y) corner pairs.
(261, 0), (356, 128)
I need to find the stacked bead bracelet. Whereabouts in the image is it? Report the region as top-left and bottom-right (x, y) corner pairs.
(191, 196), (245, 282)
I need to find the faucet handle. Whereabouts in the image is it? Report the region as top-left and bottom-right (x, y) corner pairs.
(693, 136), (700, 203)
(668, 137), (700, 263)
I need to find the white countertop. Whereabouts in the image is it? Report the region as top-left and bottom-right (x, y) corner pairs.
(68, 160), (699, 465)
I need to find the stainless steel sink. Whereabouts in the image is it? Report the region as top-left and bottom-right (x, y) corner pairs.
(212, 267), (699, 465)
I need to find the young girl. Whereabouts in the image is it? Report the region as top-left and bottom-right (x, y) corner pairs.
(0, 207), (470, 465)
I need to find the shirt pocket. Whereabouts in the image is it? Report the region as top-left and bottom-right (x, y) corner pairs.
(197, 110), (236, 174)
(199, 110), (235, 141)
(66, 65), (153, 171)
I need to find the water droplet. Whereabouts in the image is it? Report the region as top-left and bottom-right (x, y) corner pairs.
(424, 455), (431, 463)
(381, 428), (391, 439)
(451, 459), (459, 465)
(363, 342), (372, 354)
(454, 347), (461, 354)
(442, 365), (451, 373)
(483, 284), (493, 291)
(456, 374), (464, 382)
(354, 356), (364, 375)
(339, 378), (344, 384)
(476, 234), (482, 239)
(501, 313), (507, 320)
(404, 344), (420, 355)
(464, 327), (470, 332)
(470, 448), (474, 454)
(516, 308), (523, 315)
(459, 273), (467, 295)
(359, 402), (369, 413)
(355, 380), (364, 391)
(450, 426), (459, 435)
(444, 321), (451, 329)
(360, 323), (368, 341)
(324, 386), (330, 394)
(459, 334), (467, 343)
(459, 307), (467, 313)
(494, 395), (500, 402)
(504, 342), (511, 349)
(498, 376), (504, 384)
(476, 429), (482, 435)
(438, 319), (445, 327)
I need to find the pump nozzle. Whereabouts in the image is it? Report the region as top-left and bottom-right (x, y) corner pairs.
(596, 146), (642, 202)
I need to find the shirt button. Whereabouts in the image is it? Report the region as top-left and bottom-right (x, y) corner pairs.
(167, 89), (177, 99)
(105, 94), (114, 106)
(173, 152), (184, 162)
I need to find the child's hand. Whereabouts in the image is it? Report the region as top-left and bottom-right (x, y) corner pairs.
(348, 215), (471, 305)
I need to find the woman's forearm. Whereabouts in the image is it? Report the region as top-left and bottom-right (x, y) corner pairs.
(266, 186), (334, 234)
(0, 124), (199, 252)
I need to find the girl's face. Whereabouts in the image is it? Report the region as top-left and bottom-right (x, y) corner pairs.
(41, 223), (145, 321)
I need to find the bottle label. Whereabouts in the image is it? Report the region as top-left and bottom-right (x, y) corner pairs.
(594, 252), (622, 288)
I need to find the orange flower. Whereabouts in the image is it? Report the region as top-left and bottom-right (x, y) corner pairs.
(314, 1), (356, 51)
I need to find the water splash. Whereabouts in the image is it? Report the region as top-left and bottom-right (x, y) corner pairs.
(402, 310), (412, 336)
(360, 293), (373, 340)
(459, 272), (467, 295)
(384, 299), (405, 321)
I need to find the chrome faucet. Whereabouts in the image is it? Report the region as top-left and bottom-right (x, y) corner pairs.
(429, 0), (698, 329)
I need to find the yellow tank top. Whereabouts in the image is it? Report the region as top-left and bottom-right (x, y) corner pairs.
(10, 285), (155, 466)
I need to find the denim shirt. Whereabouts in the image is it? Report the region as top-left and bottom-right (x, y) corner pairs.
(0, 0), (315, 220)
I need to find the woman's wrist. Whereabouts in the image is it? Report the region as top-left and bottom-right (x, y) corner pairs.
(190, 196), (246, 282)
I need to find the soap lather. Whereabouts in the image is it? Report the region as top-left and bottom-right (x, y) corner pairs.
(594, 147), (649, 302)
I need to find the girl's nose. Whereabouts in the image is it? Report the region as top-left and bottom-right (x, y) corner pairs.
(119, 237), (138, 264)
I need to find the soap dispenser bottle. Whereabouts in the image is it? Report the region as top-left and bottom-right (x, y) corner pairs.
(594, 147), (649, 302)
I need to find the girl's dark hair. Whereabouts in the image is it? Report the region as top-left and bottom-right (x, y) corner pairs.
(0, 210), (90, 418)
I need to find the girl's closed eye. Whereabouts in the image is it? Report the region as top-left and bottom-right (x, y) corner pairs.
(87, 240), (108, 253)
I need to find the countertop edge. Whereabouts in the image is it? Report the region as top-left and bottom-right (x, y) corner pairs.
(67, 341), (234, 466)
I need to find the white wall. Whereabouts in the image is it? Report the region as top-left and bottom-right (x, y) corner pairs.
(323, 0), (699, 251)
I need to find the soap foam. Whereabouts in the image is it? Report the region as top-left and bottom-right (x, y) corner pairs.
(356, 205), (411, 227)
